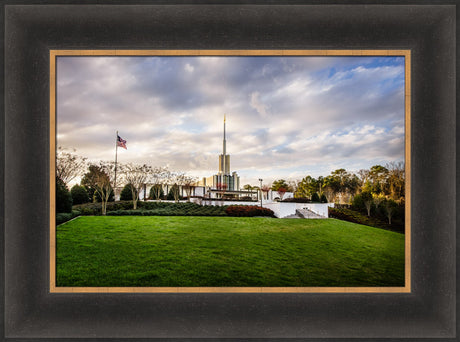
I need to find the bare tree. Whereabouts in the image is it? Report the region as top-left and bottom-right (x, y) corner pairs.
(149, 166), (170, 201)
(56, 147), (87, 185)
(357, 169), (370, 189)
(386, 161), (405, 200)
(364, 199), (372, 217)
(323, 186), (335, 203)
(261, 185), (271, 200)
(180, 175), (198, 201)
(277, 187), (287, 201)
(340, 192), (352, 205)
(121, 163), (152, 209)
(361, 191), (373, 217)
(92, 161), (116, 215)
(287, 180), (297, 195)
(385, 199), (398, 224)
(168, 172), (184, 203)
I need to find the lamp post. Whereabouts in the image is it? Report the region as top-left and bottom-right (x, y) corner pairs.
(258, 178), (263, 208)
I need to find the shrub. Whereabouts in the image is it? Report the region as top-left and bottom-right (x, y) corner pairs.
(352, 192), (374, 216)
(107, 210), (142, 216)
(56, 213), (72, 225)
(320, 194), (328, 203)
(80, 207), (98, 216)
(352, 193), (364, 211)
(328, 207), (403, 233)
(111, 201), (138, 211)
(56, 210), (80, 225)
(70, 185), (90, 205)
(311, 193), (320, 202)
(73, 200), (134, 215)
(282, 197), (311, 203)
(225, 205), (275, 217)
(56, 178), (73, 213)
(138, 201), (170, 210)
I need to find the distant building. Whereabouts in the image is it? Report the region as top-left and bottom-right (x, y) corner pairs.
(197, 115), (241, 198)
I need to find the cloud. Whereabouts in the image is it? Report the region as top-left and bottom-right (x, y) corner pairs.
(184, 63), (194, 73)
(249, 91), (269, 118)
(56, 55), (405, 185)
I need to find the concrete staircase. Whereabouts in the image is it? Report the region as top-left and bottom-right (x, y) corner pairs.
(283, 213), (301, 219)
(282, 208), (327, 219)
(295, 208), (326, 219)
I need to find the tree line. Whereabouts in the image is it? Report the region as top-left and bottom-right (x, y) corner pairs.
(56, 147), (197, 215)
(57, 147), (405, 222)
(258, 163), (405, 225)
(252, 162), (404, 203)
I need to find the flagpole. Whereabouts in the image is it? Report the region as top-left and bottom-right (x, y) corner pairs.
(114, 130), (118, 201)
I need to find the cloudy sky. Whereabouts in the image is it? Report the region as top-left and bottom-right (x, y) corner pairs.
(57, 55), (405, 185)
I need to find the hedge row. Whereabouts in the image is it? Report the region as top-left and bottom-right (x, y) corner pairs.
(225, 205), (275, 217)
(72, 200), (170, 215)
(71, 201), (277, 218)
(328, 207), (404, 233)
(106, 202), (228, 217)
(138, 202), (203, 210)
(72, 200), (134, 214)
(74, 200), (212, 211)
(56, 210), (81, 225)
(107, 207), (227, 217)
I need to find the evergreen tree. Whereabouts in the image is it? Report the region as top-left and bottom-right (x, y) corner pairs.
(271, 179), (293, 192)
(70, 184), (90, 205)
(56, 177), (73, 213)
(120, 183), (138, 201)
(149, 185), (164, 200)
(311, 193), (320, 202)
(167, 186), (176, 201)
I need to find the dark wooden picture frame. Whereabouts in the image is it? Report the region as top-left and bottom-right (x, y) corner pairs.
(2, 2), (456, 339)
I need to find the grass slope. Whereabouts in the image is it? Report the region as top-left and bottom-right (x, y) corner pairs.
(56, 216), (405, 287)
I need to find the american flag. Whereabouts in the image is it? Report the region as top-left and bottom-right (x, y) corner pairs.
(117, 135), (127, 149)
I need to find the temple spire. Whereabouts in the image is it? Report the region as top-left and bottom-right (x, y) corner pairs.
(217, 114), (231, 175)
(223, 114), (226, 157)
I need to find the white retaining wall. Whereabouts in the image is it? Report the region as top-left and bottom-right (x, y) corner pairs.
(264, 202), (333, 218)
(263, 202), (297, 218)
(267, 190), (294, 201)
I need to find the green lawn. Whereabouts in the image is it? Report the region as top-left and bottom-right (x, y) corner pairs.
(56, 216), (405, 287)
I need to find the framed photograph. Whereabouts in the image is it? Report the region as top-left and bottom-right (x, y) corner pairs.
(3, 2), (456, 340)
(51, 49), (410, 294)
